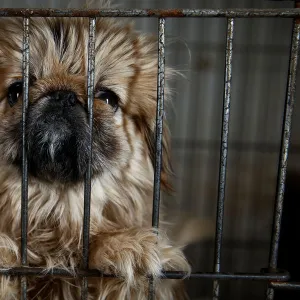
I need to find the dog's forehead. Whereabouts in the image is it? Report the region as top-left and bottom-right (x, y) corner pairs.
(0, 17), (158, 108)
(30, 18), (137, 85)
(0, 18), (138, 86)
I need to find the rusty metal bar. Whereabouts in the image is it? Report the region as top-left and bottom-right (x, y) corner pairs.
(0, 8), (300, 18)
(21, 16), (30, 300)
(213, 17), (234, 300)
(148, 17), (166, 300)
(270, 282), (300, 290)
(266, 18), (300, 300)
(0, 267), (290, 281)
(151, 17), (166, 229)
(81, 17), (96, 300)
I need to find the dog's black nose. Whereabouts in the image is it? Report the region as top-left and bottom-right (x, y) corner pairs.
(50, 90), (78, 107)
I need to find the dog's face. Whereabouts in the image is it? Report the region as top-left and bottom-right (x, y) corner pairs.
(0, 17), (171, 186)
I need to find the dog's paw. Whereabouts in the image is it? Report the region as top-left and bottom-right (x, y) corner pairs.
(90, 228), (162, 284)
(0, 276), (19, 300)
(0, 234), (19, 268)
(90, 228), (190, 286)
(0, 234), (20, 300)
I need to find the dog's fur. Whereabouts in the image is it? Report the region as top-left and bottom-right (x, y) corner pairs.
(0, 2), (191, 300)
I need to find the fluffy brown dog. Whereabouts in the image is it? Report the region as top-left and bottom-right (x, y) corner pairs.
(0, 4), (190, 300)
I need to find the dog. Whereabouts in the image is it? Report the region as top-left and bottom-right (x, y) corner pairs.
(0, 2), (191, 300)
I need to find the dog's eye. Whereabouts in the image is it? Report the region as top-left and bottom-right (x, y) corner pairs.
(95, 90), (119, 112)
(7, 81), (23, 107)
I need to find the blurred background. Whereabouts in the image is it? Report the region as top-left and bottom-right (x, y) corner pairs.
(1, 0), (299, 299)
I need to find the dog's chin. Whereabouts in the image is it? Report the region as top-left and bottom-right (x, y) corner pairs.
(27, 134), (88, 184)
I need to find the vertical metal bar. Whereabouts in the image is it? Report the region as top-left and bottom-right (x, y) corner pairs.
(21, 16), (30, 300)
(151, 17), (166, 230)
(81, 17), (96, 300)
(148, 17), (166, 300)
(213, 17), (234, 300)
(266, 18), (300, 300)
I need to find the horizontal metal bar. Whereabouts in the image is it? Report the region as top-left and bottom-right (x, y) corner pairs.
(270, 282), (300, 290)
(0, 268), (289, 281)
(0, 8), (300, 18)
(166, 271), (289, 281)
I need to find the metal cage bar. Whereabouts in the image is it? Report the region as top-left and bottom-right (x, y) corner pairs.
(148, 17), (166, 300)
(151, 17), (166, 230)
(0, 267), (290, 281)
(270, 282), (300, 290)
(213, 17), (234, 300)
(1, 8), (300, 18)
(81, 17), (96, 300)
(21, 16), (30, 300)
(266, 18), (300, 300)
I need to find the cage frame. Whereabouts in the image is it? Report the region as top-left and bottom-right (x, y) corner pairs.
(0, 6), (299, 300)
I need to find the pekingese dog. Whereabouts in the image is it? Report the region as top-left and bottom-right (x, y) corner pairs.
(0, 2), (191, 300)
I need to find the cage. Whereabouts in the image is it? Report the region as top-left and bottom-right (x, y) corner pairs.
(0, 0), (300, 299)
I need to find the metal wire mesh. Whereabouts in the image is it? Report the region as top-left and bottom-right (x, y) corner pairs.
(0, 6), (299, 300)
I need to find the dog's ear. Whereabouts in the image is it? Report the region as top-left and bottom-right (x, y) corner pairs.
(131, 113), (173, 192)
(143, 119), (174, 193)
(124, 34), (175, 193)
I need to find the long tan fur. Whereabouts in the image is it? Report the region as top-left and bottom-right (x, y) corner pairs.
(0, 2), (190, 299)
